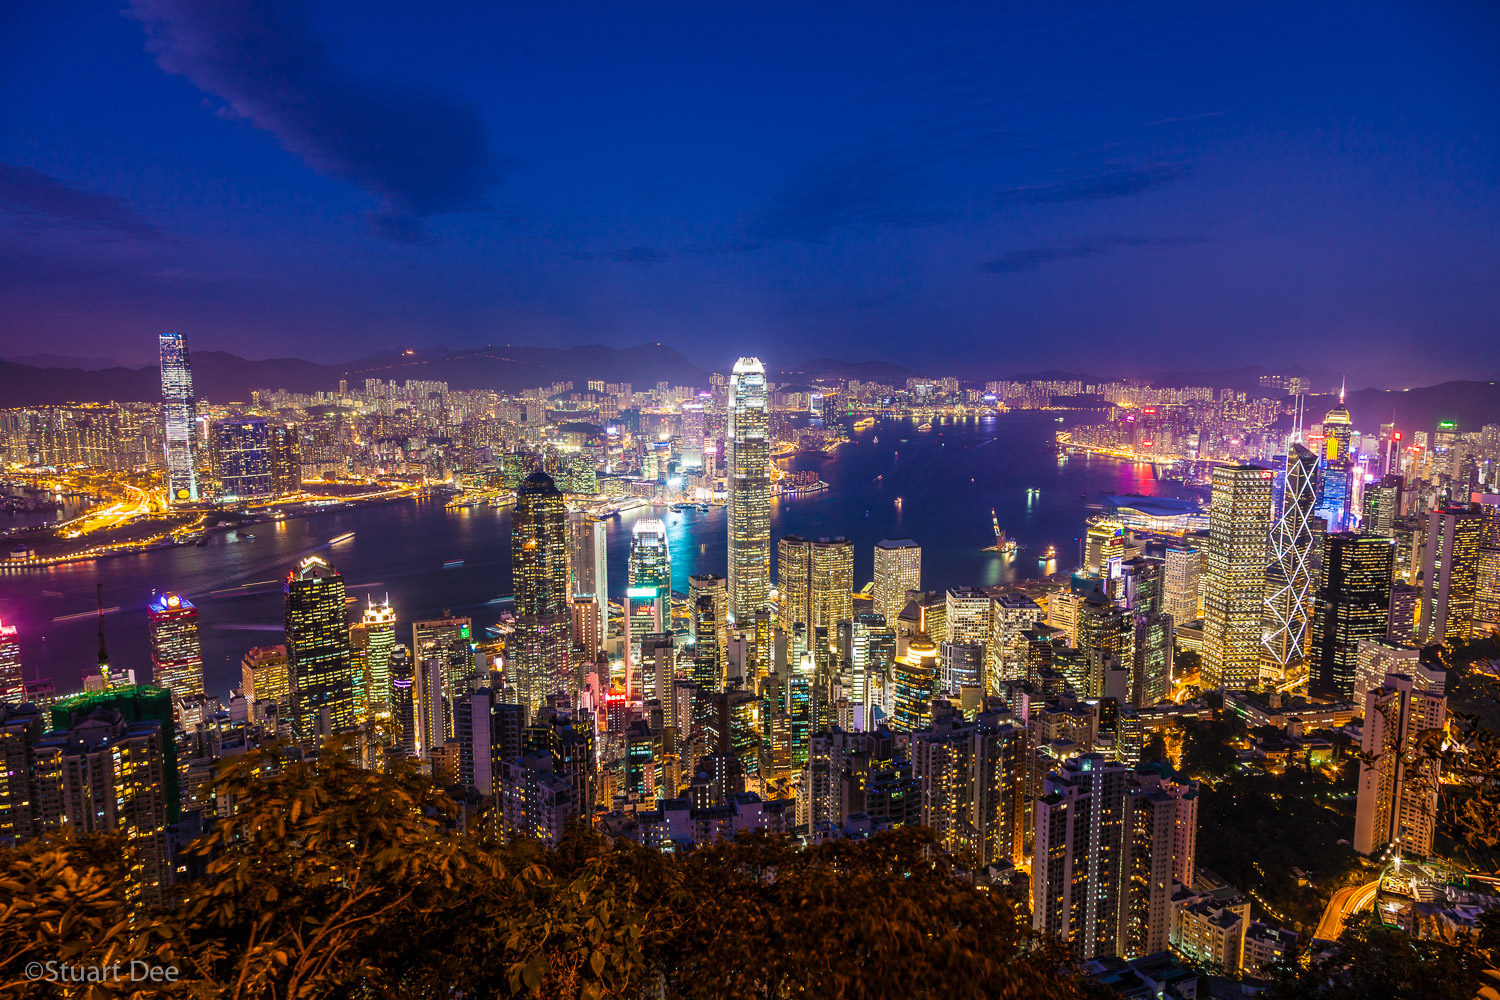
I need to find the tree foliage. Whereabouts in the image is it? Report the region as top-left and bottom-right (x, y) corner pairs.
(0, 737), (1100, 1000)
(1264, 914), (1487, 1000)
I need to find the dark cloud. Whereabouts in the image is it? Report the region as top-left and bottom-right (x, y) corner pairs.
(0, 162), (166, 241)
(979, 234), (1205, 274)
(127, 0), (495, 240)
(748, 151), (946, 243)
(997, 162), (1192, 205)
(565, 246), (670, 265)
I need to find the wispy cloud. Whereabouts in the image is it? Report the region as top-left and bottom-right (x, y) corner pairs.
(127, 0), (496, 242)
(565, 246), (670, 265)
(997, 162), (1192, 205)
(0, 162), (166, 241)
(979, 234), (1205, 274)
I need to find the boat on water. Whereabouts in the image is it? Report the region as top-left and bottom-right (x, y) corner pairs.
(443, 559), (464, 569)
(1041, 544), (1057, 561)
(918, 422), (933, 431)
(853, 417), (876, 431)
(330, 532), (355, 544)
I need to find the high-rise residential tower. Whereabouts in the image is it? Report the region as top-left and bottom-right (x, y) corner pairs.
(1354, 671), (1445, 857)
(873, 538), (921, 627)
(1261, 444), (1319, 683)
(147, 593), (203, 697)
(158, 332), (198, 505)
(1202, 465), (1273, 690)
(727, 357), (770, 624)
(284, 557), (355, 740)
(511, 472), (571, 710)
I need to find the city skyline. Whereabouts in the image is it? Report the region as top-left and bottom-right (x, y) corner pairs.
(2, 4), (1498, 383)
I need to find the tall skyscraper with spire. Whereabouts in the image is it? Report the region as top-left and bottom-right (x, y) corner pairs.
(511, 472), (571, 709)
(727, 357), (770, 624)
(158, 332), (198, 505)
(1315, 381), (1354, 531)
(1261, 443), (1319, 684)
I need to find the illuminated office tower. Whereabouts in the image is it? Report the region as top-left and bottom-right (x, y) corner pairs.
(873, 538), (921, 626)
(1415, 507), (1482, 646)
(1308, 533), (1394, 699)
(284, 556), (355, 740)
(1315, 390), (1354, 531)
(1164, 540), (1203, 625)
(1361, 475), (1404, 537)
(0, 618), (22, 701)
(688, 574), (728, 663)
(1476, 494), (1500, 634)
(679, 400), (706, 470)
(1033, 754), (1130, 959)
(939, 642), (984, 696)
(158, 332), (198, 505)
(388, 646), (417, 755)
(240, 644), (290, 722)
(1202, 465), (1273, 690)
(412, 615), (475, 710)
(269, 423), (301, 496)
(511, 472), (571, 710)
(891, 634), (938, 732)
(414, 656), (447, 759)
(211, 416), (274, 500)
(1322, 385), (1354, 463)
(349, 596), (396, 718)
(626, 520), (671, 698)
(147, 593), (203, 697)
(1354, 672), (1445, 857)
(692, 596), (723, 691)
(726, 357), (771, 624)
(1261, 444), (1319, 682)
(777, 536), (853, 634)
(568, 512), (608, 653)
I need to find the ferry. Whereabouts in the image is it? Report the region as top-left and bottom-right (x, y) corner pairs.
(1041, 545), (1057, 561)
(853, 417), (876, 431)
(917, 422), (933, 431)
(443, 559), (464, 569)
(330, 532), (355, 545)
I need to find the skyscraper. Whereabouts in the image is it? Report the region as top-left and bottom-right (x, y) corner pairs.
(349, 596), (396, 719)
(284, 556), (355, 740)
(1314, 388), (1354, 532)
(873, 538), (921, 627)
(777, 536), (854, 635)
(1033, 754), (1130, 959)
(1415, 506), (1483, 646)
(269, 422), (302, 496)
(412, 615), (475, 708)
(1308, 533), (1394, 699)
(727, 357), (770, 624)
(688, 574), (729, 666)
(568, 512), (608, 653)
(0, 619), (21, 702)
(1261, 444), (1319, 683)
(158, 332), (198, 505)
(511, 472), (571, 710)
(1354, 671), (1445, 857)
(211, 416), (274, 500)
(147, 592), (203, 697)
(1202, 465), (1273, 690)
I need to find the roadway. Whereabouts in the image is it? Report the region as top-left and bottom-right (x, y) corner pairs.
(1313, 879), (1378, 942)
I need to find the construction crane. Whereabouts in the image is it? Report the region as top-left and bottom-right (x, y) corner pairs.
(981, 508), (1017, 554)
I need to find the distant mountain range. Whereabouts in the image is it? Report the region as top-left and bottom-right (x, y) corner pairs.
(0, 343), (710, 405)
(3, 346), (1498, 434)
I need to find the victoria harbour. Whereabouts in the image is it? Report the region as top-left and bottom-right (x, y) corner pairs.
(2, 412), (1180, 698)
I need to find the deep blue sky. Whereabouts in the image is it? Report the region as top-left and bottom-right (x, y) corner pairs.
(1, 1), (1497, 383)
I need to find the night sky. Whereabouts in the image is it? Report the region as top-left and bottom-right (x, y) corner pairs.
(2, 2), (1498, 382)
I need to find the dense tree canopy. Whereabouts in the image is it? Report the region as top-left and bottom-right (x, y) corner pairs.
(0, 739), (1102, 1000)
